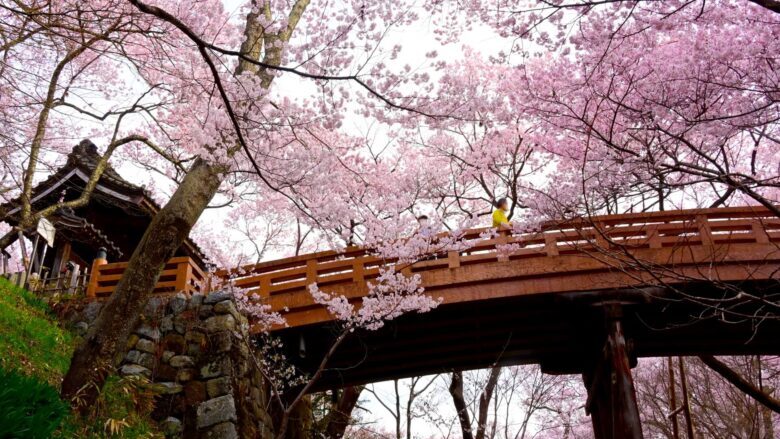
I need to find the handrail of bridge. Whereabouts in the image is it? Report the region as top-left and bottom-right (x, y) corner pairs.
(87, 256), (206, 298)
(218, 206), (780, 328)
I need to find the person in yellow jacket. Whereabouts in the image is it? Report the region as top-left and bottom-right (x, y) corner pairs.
(492, 198), (513, 230)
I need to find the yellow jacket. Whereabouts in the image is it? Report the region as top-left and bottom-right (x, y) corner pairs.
(492, 209), (510, 228)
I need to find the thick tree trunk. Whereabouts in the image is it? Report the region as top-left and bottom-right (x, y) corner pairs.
(61, 158), (224, 408)
(282, 396), (313, 439)
(324, 386), (363, 439)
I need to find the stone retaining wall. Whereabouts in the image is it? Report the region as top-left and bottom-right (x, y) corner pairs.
(64, 291), (274, 439)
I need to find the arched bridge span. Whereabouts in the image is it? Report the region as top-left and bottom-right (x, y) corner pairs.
(223, 206), (780, 439)
(227, 206), (779, 329)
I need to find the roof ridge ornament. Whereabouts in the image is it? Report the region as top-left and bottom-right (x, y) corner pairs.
(77, 139), (98, 155)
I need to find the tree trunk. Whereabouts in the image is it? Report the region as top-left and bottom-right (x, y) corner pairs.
(61, 158), (224, 408)
(668, 357), (680, 439)
(324, 386), (363, 438)
(450, 371), (475, 439)
(284, 396), (313, 439)
(0, 230), (18, 252)
(475, 366), (500, 439)
(678, 358), (695, 439)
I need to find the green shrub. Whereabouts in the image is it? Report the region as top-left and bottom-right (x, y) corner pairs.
(0, 368), (69, 438)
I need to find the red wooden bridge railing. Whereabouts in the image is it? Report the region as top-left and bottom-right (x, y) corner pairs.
(217, 206), (780, 329)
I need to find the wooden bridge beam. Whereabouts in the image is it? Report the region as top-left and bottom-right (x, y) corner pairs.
(583, 304), (644, 439)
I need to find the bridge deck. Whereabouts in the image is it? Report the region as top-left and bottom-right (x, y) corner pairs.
(218, 206), (780, 390)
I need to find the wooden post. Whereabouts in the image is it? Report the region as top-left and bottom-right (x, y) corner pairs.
(647, 225), (662, 249)
(35, 244), (48, 279)
(583, 305), (644, 439)
(497, 232), (510, 262)
(306, 259), (318, 284)
(544, 234), (559, 257)
(695, 215), (713, 246)
(0, 251), (8, 275)
(174, 258), (193, 294)
(594, 222), (609, 249)
(85, 247), (108, 299)
(352, 258), (365, 284)
(260, 276), (271, 298)
(752, 222), (770, 244)
(447, 250), (461, 269)
(67, 265), (80, 295)
(24, 234), (40, 290)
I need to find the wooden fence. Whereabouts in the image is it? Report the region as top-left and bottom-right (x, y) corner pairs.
(86, 256), (207, 298)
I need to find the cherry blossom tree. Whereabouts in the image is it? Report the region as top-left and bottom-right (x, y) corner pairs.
(634, 356), (780, 438)
(41, 0), (477, 409)
(4, 1), (780, 435)
(403, 0), (780, 326)
(3, 0), (481, 417)
(463, 0), (780, 216)
(0, 0), (181, 254)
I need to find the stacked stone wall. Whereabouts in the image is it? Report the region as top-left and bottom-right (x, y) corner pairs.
(63, 291), (274, 439)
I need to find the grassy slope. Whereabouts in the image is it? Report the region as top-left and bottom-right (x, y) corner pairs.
(0, 278), (161, 438)
(0, 277), (75, 384)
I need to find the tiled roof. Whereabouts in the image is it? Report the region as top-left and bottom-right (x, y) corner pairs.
(68, 139), (145, 194)
(1, 139), (146, 214)
(1, 139), (209, 265)
(51, 207), (124, 259)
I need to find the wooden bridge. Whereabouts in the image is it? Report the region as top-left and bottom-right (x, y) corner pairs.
(84, 205), (780, 438)
(221, 205), (780, 439)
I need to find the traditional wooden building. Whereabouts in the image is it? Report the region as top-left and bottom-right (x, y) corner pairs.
(1, 140), (208, 296)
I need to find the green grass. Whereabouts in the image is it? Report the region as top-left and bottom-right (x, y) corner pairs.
(0, 277), (75, 384)
(0, 368), (70, 439)
(0, 278), (162, 438)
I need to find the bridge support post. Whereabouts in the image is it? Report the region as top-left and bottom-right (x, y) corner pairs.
(582, 305), (644, 439)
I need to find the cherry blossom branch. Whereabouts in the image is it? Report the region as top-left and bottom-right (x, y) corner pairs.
(127, 0), (447, 119)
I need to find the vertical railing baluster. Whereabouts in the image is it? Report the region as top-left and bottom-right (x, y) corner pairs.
(352, 257), (365, 284)
(260, 276), (271, 297)
(593, 221), (609, 249)
(175, 258), (193, 294)
(86, 247), (107, 298)
(752, 222), (770, 244)
(695, 215), (714, 246)
(448, 250), (460, 269)
(306, 259), (317, 285)
(497, 232), (510, 262)
(545, 234), (559, 257)
(647, 225), (662, 249)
